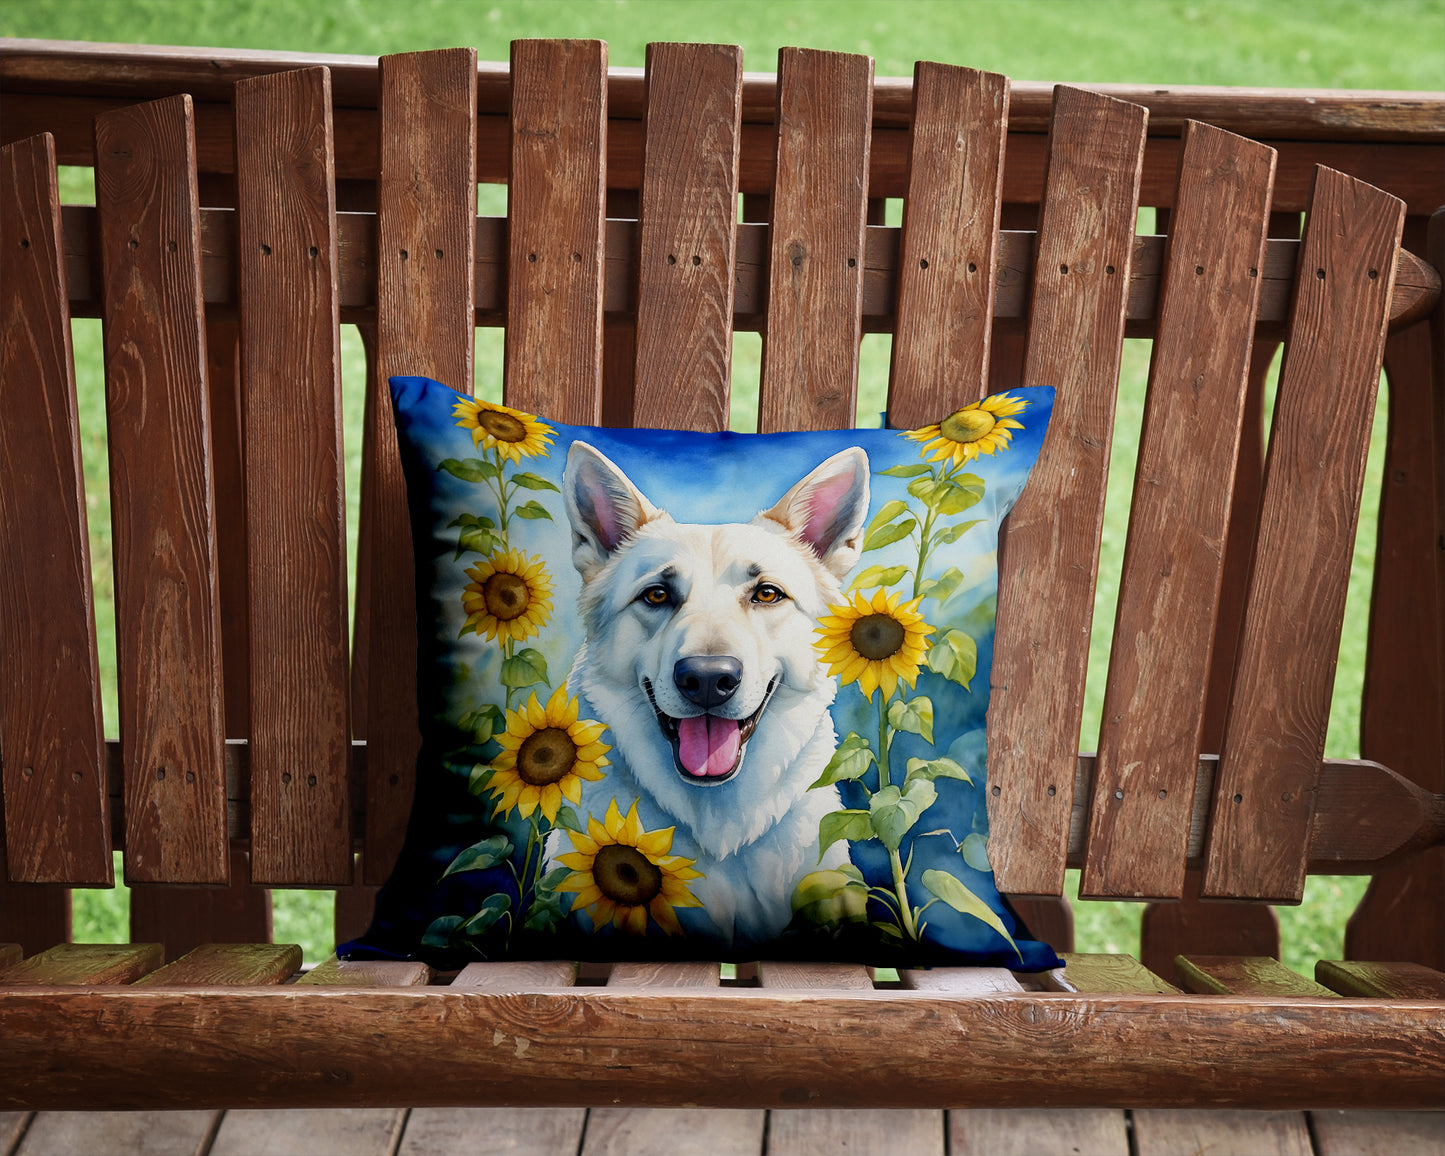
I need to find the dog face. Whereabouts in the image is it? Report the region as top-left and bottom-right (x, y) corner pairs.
(563, 442), (869, 853)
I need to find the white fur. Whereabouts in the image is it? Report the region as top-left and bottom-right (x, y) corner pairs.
(550, 443), (870, 947)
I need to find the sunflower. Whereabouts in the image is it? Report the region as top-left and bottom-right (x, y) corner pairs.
(556, 799), (703, 936)
(815, 588), (934, 701)
(453, 396), (555, 463)
(906, 392), (1028, 467)
(488, 685), (611, 823)
(461, 550), (554, 643)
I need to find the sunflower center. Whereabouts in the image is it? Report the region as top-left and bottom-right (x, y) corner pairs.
(482, 572), (530, 620)
(593, 843), (663, 907)
(940, 408), (996, 444)
(515, 727), (578, 786)
(850, 613), (906, 661)
(477, 408), (528, 443)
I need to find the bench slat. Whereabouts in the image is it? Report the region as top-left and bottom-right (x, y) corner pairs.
(233, 67), (353, 885)
(988, 87), (1148, 896)
(359, 48), (478, 886)
(0, 133), (111, 885)
(129, 846), (272, 961)
(0, 863), (70, 956)
(756, 961), (873, 990)
(0, 942), (162, 985)
(131, 941), (301, 986)
(1316, 960), (1445, 999)
(899, 967), (1024, 993)
(298, 954), (433, 987)
(1204, 167), (1406, 903)
(1084, 122), (1276, 900)
(887, 63), (1009, 427)
(608, 962), (720, 988)
(93, 95), (229, 886)
(504, 39), (606, 422)
(452, 961), (579, 988)
(758, 47), (873, 434)
(1175, 955), (1337, 997)
(1039, 952), (1181, 994)
(630, 43), (741, 433)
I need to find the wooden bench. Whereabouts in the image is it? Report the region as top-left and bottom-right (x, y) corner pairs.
(1, 38), (1443, 1112)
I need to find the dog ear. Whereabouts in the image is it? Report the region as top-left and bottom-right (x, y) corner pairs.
(564, 441), (659, 577)
(763, 447), (871, 579)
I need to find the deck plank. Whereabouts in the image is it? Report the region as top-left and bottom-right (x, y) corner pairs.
(1, 1113), (32, 1156)
(950, 1108), (1128, 1156)
(1310, 1110), (1445, 1156)
(400, 1108), (587, 1156)
(15, 1111), (217, 1156)
(582, 1108), (763, 1156)
(209, 1109), (403, 1156)
(768, 1110), (944, 1156)
(1132, 1110), (1312, 1156)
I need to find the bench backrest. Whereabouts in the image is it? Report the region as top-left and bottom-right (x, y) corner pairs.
(1, 43), (1439, 949)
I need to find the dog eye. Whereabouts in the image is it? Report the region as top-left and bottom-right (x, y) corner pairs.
(639, 585), (672, 607)
(752, 583), (788, 604)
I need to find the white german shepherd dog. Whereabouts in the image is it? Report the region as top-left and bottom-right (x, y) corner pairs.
(551, 441), (871, 947)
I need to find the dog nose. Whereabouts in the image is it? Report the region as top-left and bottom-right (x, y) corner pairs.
(673, 656), (743, 710)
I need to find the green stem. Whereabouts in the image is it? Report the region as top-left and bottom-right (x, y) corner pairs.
(912, 502), (938, 601)
(876, 694), (892, 791)
(889, 847), (919, 940)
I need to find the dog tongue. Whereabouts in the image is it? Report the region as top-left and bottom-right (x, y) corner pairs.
(678, 715), (741, 777)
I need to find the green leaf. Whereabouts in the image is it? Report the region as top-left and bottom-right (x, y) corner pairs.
(868, 779), (938, 850)
(442, 834), (515, 878)
(513, 500), (554, 521)
(440, 458), (498, 483)
(420, 915), (465, 949)
(862, 518), (915, 551)
(449, 513), (496, 530)
(920, 869), (1020, 960)
(926, 628), (977, 690)
(509, 471), (560, 492)
(458, 704), (503, 744)
(847, 564), (909, 593)
(468, 763), (495, 796)
(961, 832), (992, 873)
(460, 893), (512, 936)
(554, 805), (582, 834)
(934, 519), (984, 545)
(809, 732), (876, 789)
(818, 809), (873, 856)
(878, 463), (931, 478)
(454, 524), (499, 558)
(539, 866), (572, 892)
(499, 648), (550, 689)
(908, 475), (984, 515)
(904, 756), (973, 786)
(917, 565), (964, 604)
(790, 866), (869, 924)
(865, 499), (910, 538)
(887, 695), (935, 745)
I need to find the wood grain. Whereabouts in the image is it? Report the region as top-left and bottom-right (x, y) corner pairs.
(609, 961), (720, 988)
(888, 63), (1009, 427)
(631, 43), (742, 432)
(0, 132), (110, 885)
(15, 1110), (219, 1156)
(951, 1109), (1128, 1156)
(401, 1108), (587, 1156)
(298, 954), (432, 987)
(757, 48), (873, 434)
(1139, 869), (1279, 980)
(0, 942), (162, 985)
(1175, 955), (1336, 997)
(899, 967), (1024, 993)
(1204, 167), (1407, 902)
(129, 848), (272, 962)
(582, 1108), (763, 1156)
(987, 87), (1148, 896)
(233, 67), (352, 885)
(505, 39), (606, 423)
(208, 1109), (404, 1156)
(3, 987), (1444, 1109)
(757, 961), (873, 990)
(1132, 1110), (1312, 1156)
(1084, 123), (1275, 900)
(1045, 953), (1181, 994)
(1316, 960), (1445, 999)
(769, 1110), (943, 1156)
(0, 839), (71, 954)
(0, 944), (20, 967)
(131, 942), (300, 986)
(451, 960), (578, 988)
(361, 49), (478, 887)
(93, 95), (228, 886)
(1310, 1110), (1445, 1156)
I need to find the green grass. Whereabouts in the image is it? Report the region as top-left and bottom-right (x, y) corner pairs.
(18, 0), (1442, 969)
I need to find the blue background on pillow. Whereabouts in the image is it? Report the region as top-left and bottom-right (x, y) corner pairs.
(346, 375), (1061, 971)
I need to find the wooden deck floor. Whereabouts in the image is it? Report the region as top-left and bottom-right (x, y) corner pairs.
(4, 1108), (1444, 1156)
